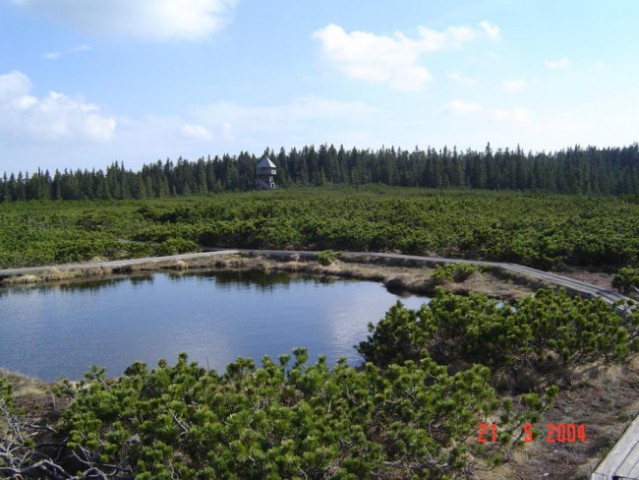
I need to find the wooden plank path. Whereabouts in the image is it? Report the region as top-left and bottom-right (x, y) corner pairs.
(238, 249), (633, 309)
(0, 250), (241, 279)
(591, 418), (639, 480)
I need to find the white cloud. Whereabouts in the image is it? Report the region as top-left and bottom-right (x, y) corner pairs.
(491, 109), (509, 121)
(448, 71), (477, 86)
(417, 25), (478, 51)
(479, 21), (501, 39)
(181, 123), (213, 141)
(42, 51), (62, 60)
(0, 70), (31, 101)
(0, 70), (116, 143)
(511, 108), (530, 121)
(441, 98), (530, 123)
(10, 0), (237, 41)
(546, 58), (571, 70)
(502, 79), (527, 93)
(71, 44), (91, 53)
(491, 107), (530, 122)
(312, 24), (432, 91)
(313, 21), (499, 91)
(42, 44), (91, 61)
(221, 122), (233, 140)
(441, 99), (482, 116)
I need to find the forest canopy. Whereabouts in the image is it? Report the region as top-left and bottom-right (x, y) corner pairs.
(2, 143), (639, 202)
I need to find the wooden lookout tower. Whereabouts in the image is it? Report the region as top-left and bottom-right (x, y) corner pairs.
(255, 154), (277, 190)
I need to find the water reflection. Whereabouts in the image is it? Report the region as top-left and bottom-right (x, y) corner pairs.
(59, 277), (128, 293)
(0, 270), (427, 382)
(2, 277), (129, 296)
(130, 275), (154, 286)
(185, 270), (331, 292)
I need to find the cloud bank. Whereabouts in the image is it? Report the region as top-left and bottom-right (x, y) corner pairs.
(0, 71), (116, 143)
(313, 22), (499, 91)
(9, 0), (238, 41)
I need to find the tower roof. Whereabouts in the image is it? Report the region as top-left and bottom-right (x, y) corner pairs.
(257, 155), (276, 169)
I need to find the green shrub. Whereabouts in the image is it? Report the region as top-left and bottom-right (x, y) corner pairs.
(3, 188), (639, 269)
(315, 249), (343, 265)
(432, 263), (482, 283)
(59, 350), (523, 479)
(358, 288), (639, 372)
(155, 238), (200, 256)
(613, 267), (639, 294)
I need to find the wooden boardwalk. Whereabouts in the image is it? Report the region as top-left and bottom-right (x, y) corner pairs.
(0, 250), (241, 280)
(239, 249), (634, 308)
(592, 417), (639, 480)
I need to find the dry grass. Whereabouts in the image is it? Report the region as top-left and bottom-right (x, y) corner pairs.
(40, 267), (73, 282)
(2, 266), (111, 285)
(3, 274), (41, 284)
(558, 269), (616, 290)
(84, 266), (113, 277)
(0, 368), (49, 404)
(488, 268), (552, 292)
(159, 260), (189, 271)
(447, 271), (533, 299)
(476, 354), (639, 480)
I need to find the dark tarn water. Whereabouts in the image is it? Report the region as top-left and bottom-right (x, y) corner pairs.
(0, 271), (427, 381)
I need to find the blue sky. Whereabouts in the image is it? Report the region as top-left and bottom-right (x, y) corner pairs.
(1, 0), (638, 173)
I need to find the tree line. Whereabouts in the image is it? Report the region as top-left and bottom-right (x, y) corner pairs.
(2, 142), (639, 201)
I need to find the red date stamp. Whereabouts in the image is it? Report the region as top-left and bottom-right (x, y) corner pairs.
(477, 423), (586, 443)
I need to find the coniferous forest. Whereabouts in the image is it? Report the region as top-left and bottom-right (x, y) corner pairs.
(2, 143), (639, 202)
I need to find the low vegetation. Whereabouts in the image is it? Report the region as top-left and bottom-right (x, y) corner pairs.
(1, 289), (637, 479)
(613, 266), (639, 296)
(358, 289), (638, 391)
(432, 263), (485, 284)
(314, 249), (343, 266)
(2, 187), (639, 271)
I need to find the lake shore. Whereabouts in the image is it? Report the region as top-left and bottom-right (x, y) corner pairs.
(0, 248), (541, 299)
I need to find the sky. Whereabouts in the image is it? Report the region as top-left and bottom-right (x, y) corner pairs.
(1, 0), (638, 173)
